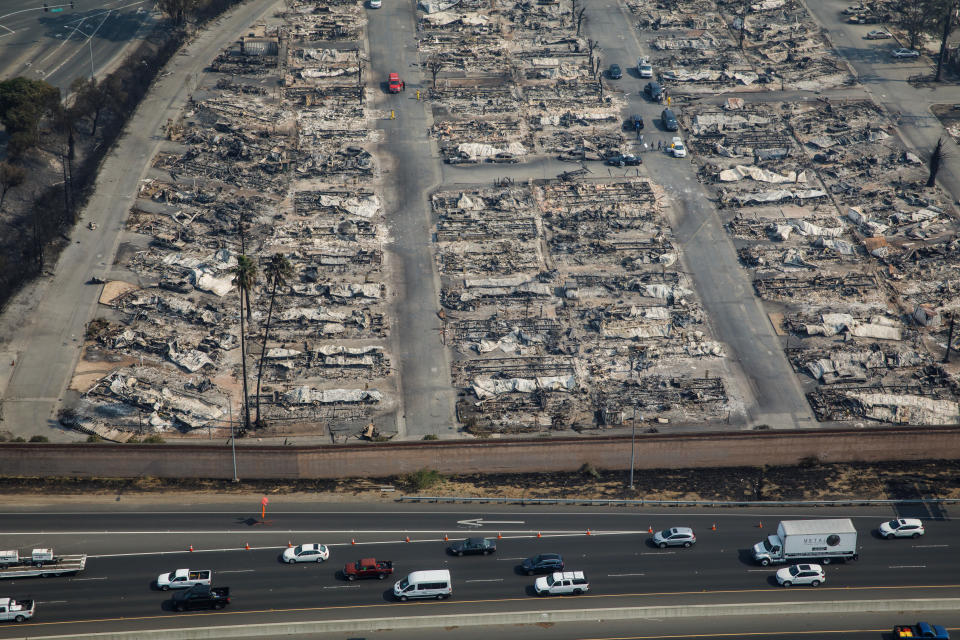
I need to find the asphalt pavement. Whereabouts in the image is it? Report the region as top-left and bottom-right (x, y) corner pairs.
(0, 503), (956, 637)
(0, 0), (156, 92)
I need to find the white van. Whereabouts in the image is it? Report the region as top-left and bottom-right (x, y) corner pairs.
(393, 570), (452, 601)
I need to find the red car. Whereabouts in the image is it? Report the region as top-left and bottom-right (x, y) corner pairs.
(388, 72), (405, 93)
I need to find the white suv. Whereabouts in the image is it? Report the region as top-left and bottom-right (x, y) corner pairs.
(776, 564), (825, 587)
(534, 571), (589, 596)
(879, 518), (925, 539)
(637, 57), (653, 78)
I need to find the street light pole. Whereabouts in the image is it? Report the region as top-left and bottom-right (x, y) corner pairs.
(229, 399), (238, 482)
(88, 39), (94, 79)
(629, 407), (636, 490)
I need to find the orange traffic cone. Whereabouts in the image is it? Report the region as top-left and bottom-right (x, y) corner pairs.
(405, 536), (411, 543)
(245, 542), (251, 550)
(287, 541), (293, 548)
(444, 534), (449, 541)
(351, 538), (356, 545)
(188, 545), (194, 552)
(497, 532), (503, 539)
(586, 529), (592, 536)
(648, 526), (653, 534)
(758, 521), (763, 529)
(711, 523), (717, 531)
(537, 531), (542, 538)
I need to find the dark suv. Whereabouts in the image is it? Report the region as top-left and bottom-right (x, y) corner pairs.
(448, 537), (496, 556)
(521, 553), (564, 575)
(644, 81), (664, 101)
(608, 63), (623, 79)
(624, 114), (644, 131)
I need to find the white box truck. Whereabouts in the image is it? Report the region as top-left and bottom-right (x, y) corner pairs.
(752, 519), (858, 566)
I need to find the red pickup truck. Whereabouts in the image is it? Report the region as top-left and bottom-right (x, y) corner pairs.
(343, 558), (394, 580)
(388, 73), (405, 93)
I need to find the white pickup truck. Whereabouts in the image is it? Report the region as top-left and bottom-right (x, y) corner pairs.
(0, 598), (35, 622)
(0, 549), (86, 579)
(156, 569), (212, 591)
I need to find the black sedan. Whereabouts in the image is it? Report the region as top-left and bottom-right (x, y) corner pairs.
(606, 153), (641, 167)
(448, 537), (496, 556)
(608, 63), (623, 79)
(521, 553), (564, 575)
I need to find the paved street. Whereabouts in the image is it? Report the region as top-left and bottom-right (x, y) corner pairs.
(0, 0), (156, 92)
(368, 0), (457, 437)
(0, 502), (955, 636)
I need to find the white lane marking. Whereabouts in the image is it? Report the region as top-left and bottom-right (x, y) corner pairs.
(465, 578), (504, 583)
(913, 544), (948, 548)
(72, 577), (108, 581)
(219, 569), (255, 573)
(889, 565), (926, 569)
(747, 569), (778, 572)
(607, 573), (645, 577)
(322, 585), (360, 589)
(2, 530), (640, 536)
(457, 518), (525, 526)
(36, 600), (68, 604)
(496, 557), (526, 561)
(640, 551), (675, 555)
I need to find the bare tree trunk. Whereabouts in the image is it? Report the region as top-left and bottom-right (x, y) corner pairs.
(238, 287), (251, 431)
(935, 0), (954, 82)
(254, 277), (279, 426)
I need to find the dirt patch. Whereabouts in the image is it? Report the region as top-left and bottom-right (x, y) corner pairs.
(0, 459), (958, 501)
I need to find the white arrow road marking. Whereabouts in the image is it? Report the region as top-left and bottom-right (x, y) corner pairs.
(457, 519), (526, 527)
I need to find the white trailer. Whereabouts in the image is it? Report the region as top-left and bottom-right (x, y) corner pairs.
(752, 519), (858, 566)
(0, 550), (86, 579)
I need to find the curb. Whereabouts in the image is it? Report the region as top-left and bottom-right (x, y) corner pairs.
(20, 597), (960, 640)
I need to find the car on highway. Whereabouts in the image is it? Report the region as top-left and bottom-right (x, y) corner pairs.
(892, 48), (921, 58)
(155, 569), (211, 591)
(608, 63), (623, 79)
(644, 81), (664, 101)
(521, 553), (564, 575)
(893, 622), (950, 639)
(637, 57), (653, 78)
(282, 543), (329, 563)
(0, 598), (34, 622)
(652, 526), (695, 547)
(879, 518), (925, 539)
(170, 584), (230, 611)
(534, 571), (589, 596)
(448, 537), (496, 556)
(669, 137), (687, 158)
(775, 563), (825, 587)
(369, 0), (382, 7)
(865, 29), (892, 39)
(343, 557), (393, 580)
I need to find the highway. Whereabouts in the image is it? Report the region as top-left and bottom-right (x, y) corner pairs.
(0, 0), (156, 92)
(0, 502), (956, 637)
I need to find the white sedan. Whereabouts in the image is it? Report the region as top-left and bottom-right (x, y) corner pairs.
(879, 518), (925, 539)
(865, 30), (891, 39)
(891, 48), (920, 58)
(282, 543), (329, 563)
(776, 564), (825, 587)
(670, 137), (687, 158)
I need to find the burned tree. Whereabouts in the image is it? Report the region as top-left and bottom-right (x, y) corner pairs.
(231, 255), (258, 431)
(0, 162), (26, 213)
(576, 7), (587, 36)
(255, 252), (293, 426)
(935, 0), (957, 82)
(427, 57), (444, 90)
(928, 137), (947, 187)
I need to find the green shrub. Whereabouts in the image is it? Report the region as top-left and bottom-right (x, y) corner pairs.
(86, 434), (102, 443)
(11, 436), (25, 442)
(404, 468), (443, 491)
(28, 435), (49, 443)
(141, 434), (165, 444)
(422, 434), (439, 441)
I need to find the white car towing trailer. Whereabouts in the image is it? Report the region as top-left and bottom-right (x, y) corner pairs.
(0, 549), (86, 579)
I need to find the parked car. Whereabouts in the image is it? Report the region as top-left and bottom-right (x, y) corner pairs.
(865, 30), (892, 39)
(841, 4), (866, 14)
(608, 63), (623, 79)
(521, 553), (564, 576)
(282, 544), (329, 563)
(879, 518), (925, 539)
(652, 526), (695, 548)
(637, 57), (653, 78)
(644, 81), (664, 101)
(534, 571), (589, 596)
(606, 153), (641, 167)
(369, 0), (382, 7)
(669, 137), (687, 158)
(388, 72), (405, 92)
(848, 13), (883, 23)
(775, 563), (825, 587)
(448, 537), (496, 556)
(624, 114), (644, 131)
(892, 48), (921, 58)
(661, 108), (679, 131)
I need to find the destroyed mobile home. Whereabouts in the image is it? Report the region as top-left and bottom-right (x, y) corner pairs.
(66, 6), (400, 442)
(683, 97), (960, 425)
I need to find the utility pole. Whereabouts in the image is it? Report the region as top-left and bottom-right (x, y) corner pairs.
(944, 313), (955, 364)
(88, 39), (94, 79)
(229, 399), (239, 482)
(629, 407), (637, 490)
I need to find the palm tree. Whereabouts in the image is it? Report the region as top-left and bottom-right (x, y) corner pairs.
(231, 255), (258, 431)
(255, 253), (293, 426)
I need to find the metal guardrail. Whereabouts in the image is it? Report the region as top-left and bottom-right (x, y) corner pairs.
(399, 496), (960, 507)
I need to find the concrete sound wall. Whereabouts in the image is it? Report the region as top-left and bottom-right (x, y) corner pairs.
(1, 426), (959, 479)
